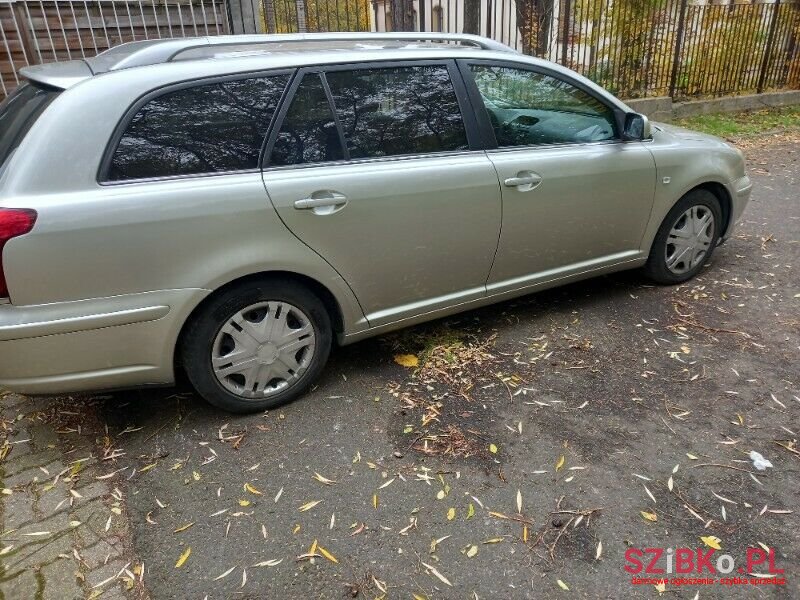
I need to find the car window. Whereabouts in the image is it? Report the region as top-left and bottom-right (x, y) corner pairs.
(269, 73), (344, 167)
(0, 83), (60, 171)
(326, 65), (469, 159)
(107, 75), (289, 181)
(468, 64), (616, 147)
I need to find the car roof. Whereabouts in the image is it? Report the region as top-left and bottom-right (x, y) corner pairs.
(19, 33), (518, 90)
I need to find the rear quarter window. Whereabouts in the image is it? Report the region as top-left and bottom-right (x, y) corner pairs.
(0, 83), (61, 170)
(107, 75), (290, 181)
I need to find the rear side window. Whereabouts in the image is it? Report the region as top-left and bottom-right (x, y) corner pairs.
(107, 75), (289, 181)
(269, 73), (344, 167)
(326, 65), (468, 159)
(0, 83), (60, 170)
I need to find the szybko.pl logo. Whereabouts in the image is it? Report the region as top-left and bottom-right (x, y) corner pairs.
(625, 547), (786, 587)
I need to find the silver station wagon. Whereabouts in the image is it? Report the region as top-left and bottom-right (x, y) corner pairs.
(0, 33), (751, 412)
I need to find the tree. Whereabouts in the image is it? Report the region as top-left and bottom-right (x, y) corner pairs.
(390, 0), (415, 32)
(515, 0), (555, 56)
(464, 0), (481, 35)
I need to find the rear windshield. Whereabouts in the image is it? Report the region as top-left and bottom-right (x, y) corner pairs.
(0, 83), (60, 169)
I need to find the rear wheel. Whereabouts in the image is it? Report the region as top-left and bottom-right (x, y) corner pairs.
(644, 189), (723, 284)
(181, 279), (332, 413)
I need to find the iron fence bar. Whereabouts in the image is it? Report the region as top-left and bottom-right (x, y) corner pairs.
(65, 1), (85, 58)
(0, 15), (15, 93)
(758, 0), (782, 93)
(773, 3), (796, 88)
(10, 3), (32, 66)
(669, 0), (688, 98)
(96, 0), (112, 49)
(560, 0), (569, 65)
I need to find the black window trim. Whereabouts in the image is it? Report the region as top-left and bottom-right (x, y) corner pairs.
(457, 58), (627, 151)
(97, 68), (296, 185)
(261, 58), (483, 171)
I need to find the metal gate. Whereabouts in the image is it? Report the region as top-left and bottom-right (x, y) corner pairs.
(1, 0), (229, 95)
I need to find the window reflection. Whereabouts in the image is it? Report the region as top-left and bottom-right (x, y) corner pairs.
(269, 73), (344, 166)
(469, 65), (617, 147)
(326, 65), (468, 159)
(108, 75), (289, 181)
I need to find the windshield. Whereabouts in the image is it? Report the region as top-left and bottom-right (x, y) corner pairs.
(0, 83), (61, 170)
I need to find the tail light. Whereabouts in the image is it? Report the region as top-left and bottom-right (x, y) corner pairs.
(0, 208), (37, 299)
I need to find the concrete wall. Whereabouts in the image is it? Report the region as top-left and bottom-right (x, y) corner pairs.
(626, 90), (800, 122)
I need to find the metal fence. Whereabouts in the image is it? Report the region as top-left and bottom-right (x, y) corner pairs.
(2, 0), (800, 100)
(0, 0), (229, 95)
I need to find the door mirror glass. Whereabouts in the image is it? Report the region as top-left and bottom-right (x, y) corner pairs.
(623, 112), (651, 141)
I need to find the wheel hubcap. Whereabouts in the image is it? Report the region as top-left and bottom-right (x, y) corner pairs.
(212, 301), (315, 399)
(665, 205), (715, 275)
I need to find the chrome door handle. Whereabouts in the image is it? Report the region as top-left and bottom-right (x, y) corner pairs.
(503, 171), (542, 191)
(293, 192), (347, 210)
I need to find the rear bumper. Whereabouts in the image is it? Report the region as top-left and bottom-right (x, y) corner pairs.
(0, 289), (206, 395)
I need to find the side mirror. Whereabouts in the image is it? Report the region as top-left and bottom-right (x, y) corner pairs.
(622, 112), (651, 141)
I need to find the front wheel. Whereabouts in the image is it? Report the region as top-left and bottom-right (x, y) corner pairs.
(644, 189), (723, 285)
(181, 279), (332, 413)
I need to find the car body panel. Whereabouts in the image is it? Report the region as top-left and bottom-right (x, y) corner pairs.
(263, 153), (502, 327)
(638, 124), (750, 251)
(0, 37), (751, 395)
(0, 289), (201, 392)
(485, 141), (657, 290)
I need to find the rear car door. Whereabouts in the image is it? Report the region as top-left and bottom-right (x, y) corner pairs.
(459, 60), (656, 293)
(262, 62), (502, 327)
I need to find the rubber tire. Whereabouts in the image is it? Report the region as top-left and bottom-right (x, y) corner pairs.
(644, 189), (723, 285)
(181, 279), (332, 413)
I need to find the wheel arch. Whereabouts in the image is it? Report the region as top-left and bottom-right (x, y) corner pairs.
(693, 181), (732, 237)
(646, 180), (733, 256)
(173, 270), (347, 371)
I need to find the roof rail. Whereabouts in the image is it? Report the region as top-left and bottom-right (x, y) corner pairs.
(85, 33), (516, 73)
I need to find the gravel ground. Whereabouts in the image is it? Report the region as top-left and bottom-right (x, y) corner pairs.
(2, 138), (798, 600)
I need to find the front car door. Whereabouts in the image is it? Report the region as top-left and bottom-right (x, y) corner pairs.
(262, 61), (502, 327)
(458, 60), (657, 294)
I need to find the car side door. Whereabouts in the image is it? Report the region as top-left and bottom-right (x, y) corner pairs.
(261, 61), (502, 327)
(458, 60), (657, 294)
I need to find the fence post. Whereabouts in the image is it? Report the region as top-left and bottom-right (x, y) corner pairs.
(12, 2), (38, 66)
(295, 0), (307, 32)
(560, 0), (571, 66)
(757, 0), (782, 94)
(668, 0), (689, 99)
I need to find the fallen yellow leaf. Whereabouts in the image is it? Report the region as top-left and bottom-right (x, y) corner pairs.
(447, 507), (456, 520)
(317, 545), (338, 563)
(489, 443), (498, 454)
(312, 473), (336, 485)
(244, 483), (263, 495)
(556, 455), (565, 471)
(174, 547), (191, 568)
(394, 354), (419, 368)
(557, 579), (569, 591)
(700, 535), (722, 550)
(640, 511), (658, 522)
(298, 500), (321, 512)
